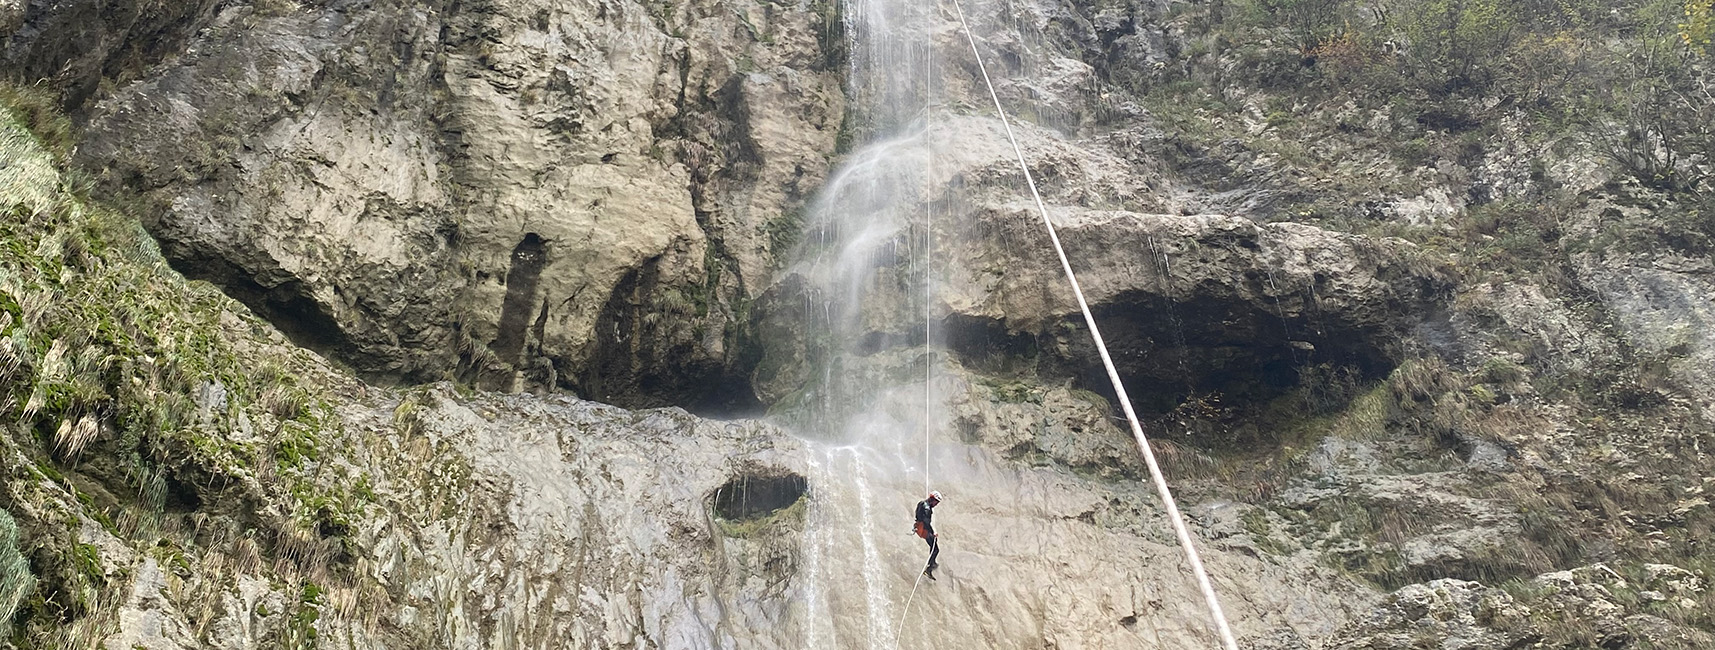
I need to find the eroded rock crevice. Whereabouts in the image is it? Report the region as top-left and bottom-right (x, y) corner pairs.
(490, 232), (549, 366)
(711, 471), (807, 522)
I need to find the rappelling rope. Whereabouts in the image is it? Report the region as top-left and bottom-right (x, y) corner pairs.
(893, 557), (930, 650)
(924, 44), (936, 500)
(899, 21), (938, 650)
(946, 0), (1241, 648)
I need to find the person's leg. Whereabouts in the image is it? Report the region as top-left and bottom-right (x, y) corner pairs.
(927, 535), (939, 568)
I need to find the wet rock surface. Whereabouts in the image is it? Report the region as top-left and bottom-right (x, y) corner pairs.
(756, 114), (1454, 418)
(40, 381), (1375, 649)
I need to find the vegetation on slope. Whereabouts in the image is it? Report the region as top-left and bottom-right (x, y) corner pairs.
(1052, 0), (1712, 246)
(0, 86), (376, 647)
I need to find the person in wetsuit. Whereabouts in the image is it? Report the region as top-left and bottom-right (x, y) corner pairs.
(914, 491), (942, 579)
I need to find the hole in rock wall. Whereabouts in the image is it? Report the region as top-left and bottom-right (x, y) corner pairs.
(162, 474), (203, 513)
(711, 472), (807, 522)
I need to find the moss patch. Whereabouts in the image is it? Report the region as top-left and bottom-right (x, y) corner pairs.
(715, 494), (807, 540)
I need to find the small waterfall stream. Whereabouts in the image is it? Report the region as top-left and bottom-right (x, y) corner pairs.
(767, 0), (1237, 647)
(781, 0), (946, 644)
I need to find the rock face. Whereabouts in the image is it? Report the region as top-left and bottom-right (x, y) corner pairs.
(63, 0), (845, 411)
(62, 380), (1378, 650)
(943, 204), (1452, 412)
(0, 0), (222, 108)
(1569, 194), (1715, 420)
(1326, 568), (1715, 650)
(10, 0), (1715, 646)
(755, 114), (1453, 418)
(1324, 579), (1534, 650)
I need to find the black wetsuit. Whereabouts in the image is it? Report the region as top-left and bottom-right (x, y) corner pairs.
(915, 499), (939, 569)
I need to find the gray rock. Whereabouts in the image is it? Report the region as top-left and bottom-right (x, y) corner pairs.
(1323, 579), (1532, 650)
(67, 0), (845, 410)
(1569, 194), (1715, 418)
(757, 112), (1452, 418)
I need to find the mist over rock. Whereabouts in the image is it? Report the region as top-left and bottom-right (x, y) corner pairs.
(756, 114), (1453, 419)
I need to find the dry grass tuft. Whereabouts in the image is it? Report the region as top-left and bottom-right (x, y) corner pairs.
(1151, 437), (1220, 478)
(52, 414), (100, 461)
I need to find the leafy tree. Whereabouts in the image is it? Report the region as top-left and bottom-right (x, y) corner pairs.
(1249, 0), (1347, 52)
(1396, 0), (1521, 92)
(1684, 0), (1715, 56)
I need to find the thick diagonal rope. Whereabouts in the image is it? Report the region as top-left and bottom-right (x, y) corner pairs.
(946, 1), (1240, 648)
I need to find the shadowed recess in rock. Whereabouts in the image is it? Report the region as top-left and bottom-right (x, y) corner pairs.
(711, 472), (808, 521)
(173, 253), (353, 369)
(490, 232), (549, 365)
(940, 283), (1414, 422)
(576, 256), (764, 416)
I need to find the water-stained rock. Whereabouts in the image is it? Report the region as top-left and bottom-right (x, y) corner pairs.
(754, 115), (1453, 418)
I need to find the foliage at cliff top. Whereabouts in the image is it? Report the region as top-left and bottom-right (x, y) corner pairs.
(1109, 0), (1712, 231)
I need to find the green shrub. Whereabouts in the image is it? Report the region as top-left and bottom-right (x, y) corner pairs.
(1684, 0), (1715, 55)
(1248, 0), (1346, 52)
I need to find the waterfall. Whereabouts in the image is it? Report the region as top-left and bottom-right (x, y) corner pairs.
(781, 0), (947, 645)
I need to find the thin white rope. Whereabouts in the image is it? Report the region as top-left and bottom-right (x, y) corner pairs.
(897, 23), (937, 650)
(893, 558), (930, 650)
(946, 1), (1240, 647)
(924, 33), (936, 500)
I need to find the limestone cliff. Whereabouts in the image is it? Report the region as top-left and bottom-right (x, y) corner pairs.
(3, 0), (1715, 648)
(57, 0), (845, 412)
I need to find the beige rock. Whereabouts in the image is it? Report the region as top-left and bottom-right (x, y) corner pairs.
(73, 0), (845, 410)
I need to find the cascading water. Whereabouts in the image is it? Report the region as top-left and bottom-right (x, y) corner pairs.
(779, 0), (948, 646)
(771, 0), (1259, 647)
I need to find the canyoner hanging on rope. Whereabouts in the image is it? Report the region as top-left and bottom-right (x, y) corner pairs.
(914, 491), (942, 580)
(892, 490), (941, 650)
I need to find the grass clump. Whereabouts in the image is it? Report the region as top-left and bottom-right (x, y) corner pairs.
(0, 511), (33, 634)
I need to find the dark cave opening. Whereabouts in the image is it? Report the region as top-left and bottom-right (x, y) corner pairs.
(711, 472), (807, 521)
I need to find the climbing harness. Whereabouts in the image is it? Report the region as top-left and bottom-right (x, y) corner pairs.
(944, 0), (1242, 647)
